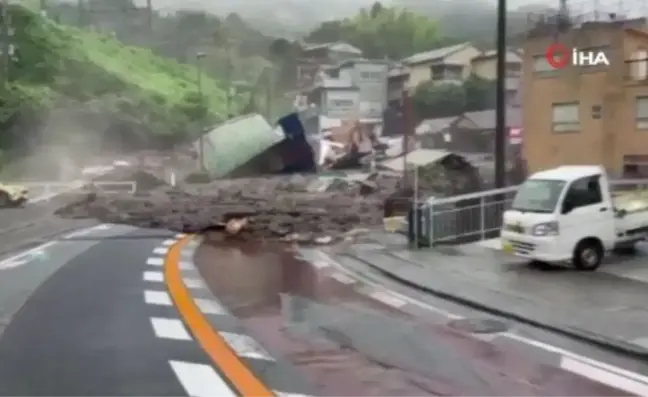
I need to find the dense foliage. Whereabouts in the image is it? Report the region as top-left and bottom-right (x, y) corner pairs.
(0, 3), (238, 158)
(413, 74), (497, 119)
(306, 3), (453, 60)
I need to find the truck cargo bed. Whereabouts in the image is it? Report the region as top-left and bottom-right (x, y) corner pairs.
(613, 190), (648, 214)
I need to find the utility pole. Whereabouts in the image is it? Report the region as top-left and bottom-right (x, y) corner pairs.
(1, 0), (10, 91)
(77, 0), (84, 27)
(196, 52), (206, 172)
(494, 0), (507, 188)
(146, 0), (152, 40)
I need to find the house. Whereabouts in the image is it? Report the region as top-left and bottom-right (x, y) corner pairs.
(522, 16), (648, 175)
(470, 49), (523, 80)
(306, 76), (360, 121)
(401, 42), (481, 90)
(415, 108), (522, 152)
(328, 58), (390, 122)
(295, 42), (363, 90)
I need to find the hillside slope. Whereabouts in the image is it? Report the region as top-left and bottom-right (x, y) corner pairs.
(0, 3), (236, 162)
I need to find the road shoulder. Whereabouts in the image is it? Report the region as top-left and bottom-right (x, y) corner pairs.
(333, 233), (648, 358)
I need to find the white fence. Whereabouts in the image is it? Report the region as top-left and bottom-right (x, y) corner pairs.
(10, 181), (137, 203)
(412, 178), (648, 246)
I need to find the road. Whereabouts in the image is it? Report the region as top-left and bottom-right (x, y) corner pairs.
(0, 224), (646, 395)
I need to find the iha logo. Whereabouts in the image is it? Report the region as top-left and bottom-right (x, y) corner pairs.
(545, 43), (610, 69)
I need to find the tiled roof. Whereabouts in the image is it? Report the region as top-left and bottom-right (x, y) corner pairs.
(401, 42), (472, 65)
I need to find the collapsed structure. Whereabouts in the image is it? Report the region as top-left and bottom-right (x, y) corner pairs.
(54, 112), (486, 245)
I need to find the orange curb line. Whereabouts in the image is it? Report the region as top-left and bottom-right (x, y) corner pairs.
(165, 236), (275, 397)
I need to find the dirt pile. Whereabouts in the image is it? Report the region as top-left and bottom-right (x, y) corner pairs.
(55, 163), (483, 244)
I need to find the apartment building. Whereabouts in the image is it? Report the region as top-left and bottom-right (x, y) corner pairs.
(522, 17), (648, 175)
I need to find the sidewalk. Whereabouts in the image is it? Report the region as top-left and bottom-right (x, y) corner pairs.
(336, 232), (648, 357)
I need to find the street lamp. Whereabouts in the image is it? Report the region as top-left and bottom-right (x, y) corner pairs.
(196, 51), (206, 172)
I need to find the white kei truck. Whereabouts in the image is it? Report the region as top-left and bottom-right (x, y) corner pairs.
(500, 165), (648, 271)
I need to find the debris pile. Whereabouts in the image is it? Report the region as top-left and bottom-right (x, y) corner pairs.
(54, 158), (483, 244)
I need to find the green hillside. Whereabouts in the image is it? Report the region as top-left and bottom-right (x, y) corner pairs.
(0, 3), (238, 158)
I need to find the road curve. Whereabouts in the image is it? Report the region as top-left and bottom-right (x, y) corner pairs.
(0, 224), (643, 396)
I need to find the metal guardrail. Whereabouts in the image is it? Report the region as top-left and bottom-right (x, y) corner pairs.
(8, 181), (137, 203)
(406, 178), (648, 247)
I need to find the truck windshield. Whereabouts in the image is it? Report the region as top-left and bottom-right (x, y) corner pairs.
(511, 179), (566, 213)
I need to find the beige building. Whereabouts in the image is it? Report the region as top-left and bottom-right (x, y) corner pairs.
(522, 18), (648, 176)
(401, 42), (481, 90)
(471, 49), (523, 80)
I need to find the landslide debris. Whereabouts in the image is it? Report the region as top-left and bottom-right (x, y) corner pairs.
(55, 161), (483, 244)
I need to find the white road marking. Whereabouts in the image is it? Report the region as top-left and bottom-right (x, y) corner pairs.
(312, 260), (330, 269)
(330, 272), (356, 284)
(0, 241), (57, 271)
(175, 233), (187, 238)
(143, 271), (164, 283)
(146, 257), (164, 267)
(150, 317), (192, 340)
(368, 290), (407, 308)
(274, 393), (314, 397)
(506, 333), (648, 385)
(179, 261), (194, 270)
(144, 290), (173, 306)
(153, 247), (169, 255)
(169, 360), (237, 397)
(62, 223), (113, 239)
(161, 239), (176, 246)
(560, 356), (648, 395)
(183, 277), (206, 289)
(220, 332), (274, 361)
(317, 250), (648, 388)
(195, 298), (227, 315)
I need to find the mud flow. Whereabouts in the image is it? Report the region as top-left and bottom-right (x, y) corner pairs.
(192, 237), (630, 397)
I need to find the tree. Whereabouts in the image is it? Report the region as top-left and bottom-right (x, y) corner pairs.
(412, 81), (466, 119)
(305, 5), (448, 60)
(464, 74), (496, 111)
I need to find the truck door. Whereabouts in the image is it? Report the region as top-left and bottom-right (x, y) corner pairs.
(558, 175), (616, 252)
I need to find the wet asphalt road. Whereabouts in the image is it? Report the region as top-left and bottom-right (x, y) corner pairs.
(0, 224), (644, 396)
(192, 236), (634, 396)
(0, 226), (208, 396)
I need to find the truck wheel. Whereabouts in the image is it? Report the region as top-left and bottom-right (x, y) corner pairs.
(573, 239), (603, 271)
(0, 192), (9, 207)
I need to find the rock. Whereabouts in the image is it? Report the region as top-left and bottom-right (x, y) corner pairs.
(314, 235), (333, 244)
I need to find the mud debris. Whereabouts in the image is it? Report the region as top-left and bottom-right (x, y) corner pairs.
(54, 162), (482, 244)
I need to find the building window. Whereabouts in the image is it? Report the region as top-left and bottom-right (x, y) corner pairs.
(431, 65), (464, 81)
(628, 50), (648, 80)
(359, 71), (382, 80)
(532, 55), (554, 73)
(552, 102), (580, 132)
(636, 96), (648, 129)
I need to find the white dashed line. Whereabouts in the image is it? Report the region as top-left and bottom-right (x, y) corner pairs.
(220, 332), (274, 361)
(311, 260), (330, 269)
(161, 239), (176, 246)
(174, 233), (186, 238)
(146, 257), (164, 267)
(330, 272), (356, 285)
(368, 290), (407, 308)
(150, 318), (192, 340)
(560, 356), (648, 396)
(179, 261), (194, 270)
(183, 277), (206, 289)
(170, 361), (237, 397)
(144, 290), (173, 306)
(195, 298), (227, 315)
(316, 250), (648, 391)
(143, 271), (164, 283)
(153, 246), (169, 255)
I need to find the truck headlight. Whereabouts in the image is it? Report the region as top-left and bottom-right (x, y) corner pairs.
(531, 222), (559, 236)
